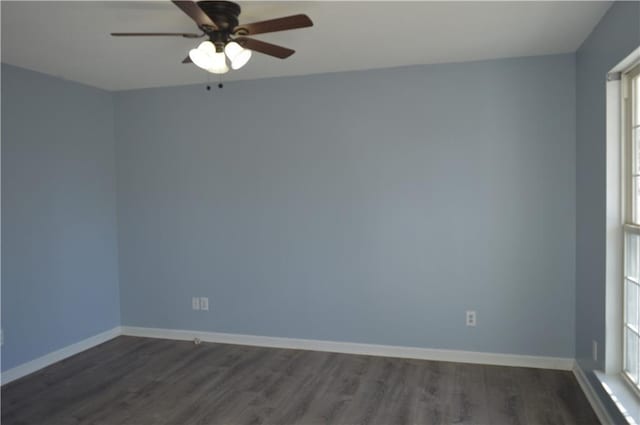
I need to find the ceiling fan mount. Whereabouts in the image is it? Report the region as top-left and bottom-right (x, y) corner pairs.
(111, 1), (314, 72)
(197, 1), (241, 33)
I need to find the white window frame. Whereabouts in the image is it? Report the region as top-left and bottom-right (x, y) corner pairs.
(622, 63), (640, 396)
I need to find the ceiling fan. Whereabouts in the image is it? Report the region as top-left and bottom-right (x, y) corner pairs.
(111, 1), (313, 74)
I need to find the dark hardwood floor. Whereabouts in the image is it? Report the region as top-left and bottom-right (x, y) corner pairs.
(1, 336), (598, 425)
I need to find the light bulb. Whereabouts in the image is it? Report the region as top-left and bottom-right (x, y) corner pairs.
(225, 41), (251, 70)
(208, 51), (229, 74)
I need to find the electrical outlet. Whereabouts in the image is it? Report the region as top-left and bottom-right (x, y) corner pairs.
(192, 297), (200, 311)
(466, 310), (477, 327)
(593, 340), (598, 362)
(200, 297), (209, 311)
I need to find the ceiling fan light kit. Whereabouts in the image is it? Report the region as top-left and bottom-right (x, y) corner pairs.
(189, 40), (233, 74)
(111, 0), (313, 75)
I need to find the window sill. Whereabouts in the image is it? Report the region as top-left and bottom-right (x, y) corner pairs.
(596, 371), (640, 424)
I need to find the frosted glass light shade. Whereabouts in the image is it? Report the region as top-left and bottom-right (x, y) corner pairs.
(225, 41), (252, 70)
(199, 41), (216, 56)
(224, 41), (242, 59)
(231, 50), (251, 70)
(208, 51), (229, 74)
(189, 47), (213, 70)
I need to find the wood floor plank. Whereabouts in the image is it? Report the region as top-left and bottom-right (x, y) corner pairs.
(551, 369), (600, 425)
(447, 362), (490, 424)
(2, 337), (164, 424)
(339, 355), (406, 425)
(483, 364), (526, 425)
(369, 358), (418, 425)
(155, 345), (274, 424)
(514, 366), (569, 425)
(86, 340), (227, 424)
(1, 336), (149, 415)
(268, 352), (342, 425)
(1, 336), (600, 425)
(295, 353), (370, 424)
(413, 360), (457, 425)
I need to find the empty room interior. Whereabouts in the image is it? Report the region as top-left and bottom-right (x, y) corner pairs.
(1, 1), (640, 424)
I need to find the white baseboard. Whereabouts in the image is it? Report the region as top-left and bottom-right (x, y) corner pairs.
(1, 326), (122, 385)
(573, 362), (615, 425)
(0, 325), (576, 387)
(121, 326), (574, 370)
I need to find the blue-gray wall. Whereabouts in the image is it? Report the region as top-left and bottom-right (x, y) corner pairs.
(115, 54), (576, 357)
(575, 1), (640, 421)
(1, 64), (120, 371)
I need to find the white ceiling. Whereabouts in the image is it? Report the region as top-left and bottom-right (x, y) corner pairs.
(1, 1), (611, 91)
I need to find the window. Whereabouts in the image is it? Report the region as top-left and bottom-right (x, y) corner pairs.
(623, 63), (640, 392)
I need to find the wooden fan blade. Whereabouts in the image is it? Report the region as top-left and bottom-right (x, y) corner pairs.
(111, 32), (202, 38)
(172, 1), (217, 30)
(234, 14), (312, 36)
(182, 55), (192, 64)
(235, 37), (295, 59)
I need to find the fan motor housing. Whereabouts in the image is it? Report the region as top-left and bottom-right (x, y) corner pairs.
(197, 1), (241, 31)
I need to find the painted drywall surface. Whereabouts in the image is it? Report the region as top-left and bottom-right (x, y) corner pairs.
(115, 54), (576, 357)
(576, 1), (639, 371)
(1, 64), (120, 371)
(575, 2), (639, 421)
